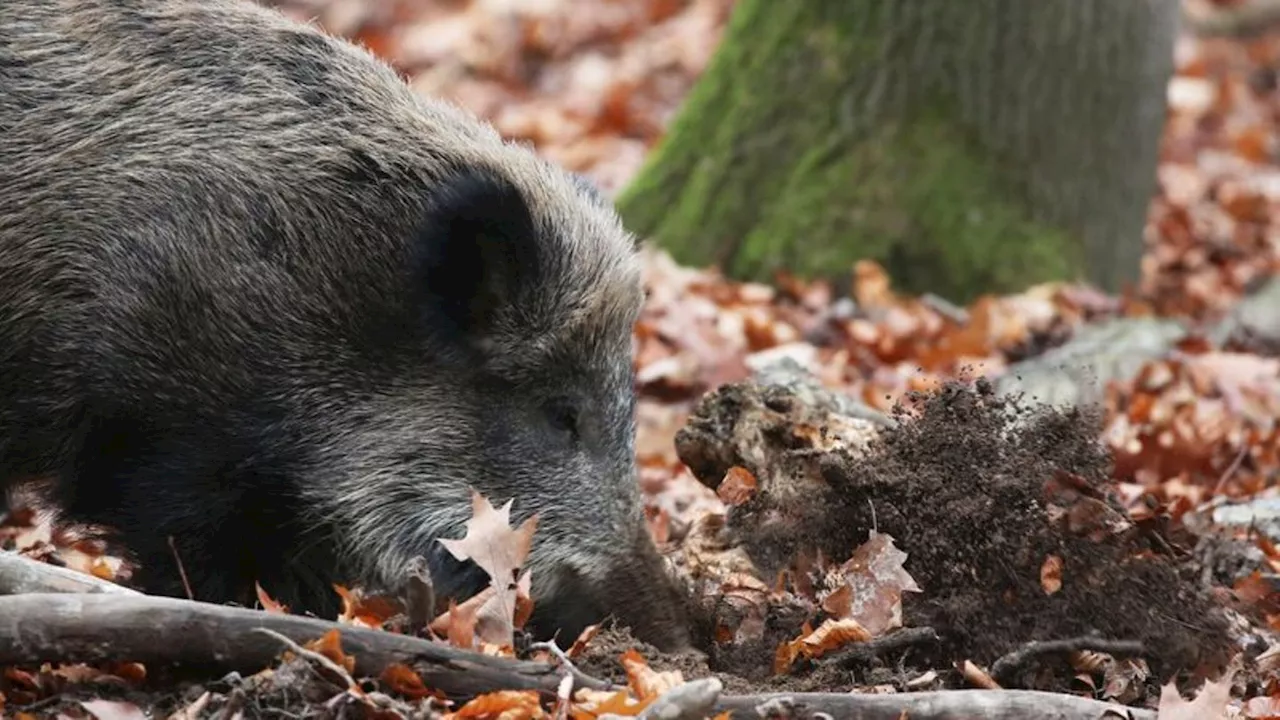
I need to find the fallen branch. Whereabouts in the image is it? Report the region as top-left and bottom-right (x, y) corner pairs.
(990, 637), (1145, 687)
(0, 593), (1160, 718)
(634, 678), (723, 720)
(0, 551), (142, 596)
(0, 593), (583, 699)
(826, 626), (940, 668)
(714, 690), (1156, 720)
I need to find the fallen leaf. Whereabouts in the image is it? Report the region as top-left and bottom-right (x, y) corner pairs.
(1157, 674), (1233, 720)
(438, 490), (540, 648)
(80, 699), (148, 720)
(567, 624), (601, 660)
(569, 688), (647, 719)
(620, 648), (684, 701)
(449, 689), (546, 719)
(431, 597), (480, 650)
(256, 582), (288, 614)
(304, 628), (356, 675)
(959, 660), (1000, 690)
(334, 583), (403, 628)
(1040, 555), (1063, 594)
(716, 466), (758, 506)
(775, 618), (873, 673)
(827, 531), (922, 635)
(169, 690), (212, 720)
(380, 663), (437, 701)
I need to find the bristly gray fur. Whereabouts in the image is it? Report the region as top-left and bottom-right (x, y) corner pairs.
(0, 0), (690, 649)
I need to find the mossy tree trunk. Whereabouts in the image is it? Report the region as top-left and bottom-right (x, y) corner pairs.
(615, 1), (1179, 301)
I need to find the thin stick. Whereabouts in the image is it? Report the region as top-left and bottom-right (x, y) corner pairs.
(990, 637), (1144, 686)
(825, 626), (939, 668)
(167, 535), (194, 601)
(1212, 445), (1249, 496)
(253, 627), (358, 690)
(527, 641), (619, 692)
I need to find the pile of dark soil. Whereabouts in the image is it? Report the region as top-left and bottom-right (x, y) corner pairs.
(676, 377), (1234, 691)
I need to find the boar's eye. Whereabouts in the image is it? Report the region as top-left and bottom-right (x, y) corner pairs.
(546, 400), (580, 442)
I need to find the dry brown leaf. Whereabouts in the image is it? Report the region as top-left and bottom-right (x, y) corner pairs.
(79, 699), (148, 720)
(512, 568), (535, 630)
(303, 628), (356, 675)
(820, 583), (853, 617)
(169, 690), (211, 720)
(827, 531), (922, 635)
(1157, 674), (1234, 720)
(567, 624), (601, 660)
(569, 688), (647, 719)
(776, 618), (873, 673)
(448, 689), (546, 719)
(620, 648), (684, 702)
(107, 662), (147, 685)
(438, 490), (540, 648)
(431, 597), (479, 650)
(1244, 695), (1280, 717)
(1101, 658), (1150, 705)
(333, 583), (402, 629)
(1040, 555), (1063, 594)
(959, 660), (1000, 689)
(256, 582), (288, 614)
(380, 663), (439, 701)
(716, 466), (758, 506)
(474, 568), (533, 647)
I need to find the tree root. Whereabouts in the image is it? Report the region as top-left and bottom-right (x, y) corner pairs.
(990, 637), (1145, 687)
(825, 626), (941, 668)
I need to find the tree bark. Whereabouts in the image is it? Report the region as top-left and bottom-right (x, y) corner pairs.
(0, 593), (581, 700)
(0, 550), (142, 596)
(616, 0), (1179, 301)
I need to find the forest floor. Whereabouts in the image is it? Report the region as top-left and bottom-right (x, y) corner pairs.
(4, 1), (1280, 718)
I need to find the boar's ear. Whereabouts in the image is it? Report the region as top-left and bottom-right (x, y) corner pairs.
(414, 165), (543, 341)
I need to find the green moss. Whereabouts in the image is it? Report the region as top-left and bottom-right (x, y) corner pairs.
(734, 110), (1082, 300)
(616, 1), (888, 271)
(616, 0), (1088, 302)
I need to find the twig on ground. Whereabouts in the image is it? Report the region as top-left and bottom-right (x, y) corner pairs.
(253, 627), (358, 690)
(0, 550), (141, 596)
(920, 293), (969, 325)
(609, 678), (721, 720)
(715, 689), (1157, 720)
(990, 637), (1145, 686)
(826, 626), (940, 668)
(167, 535), (195, 601)
(528, 640), (618, 692)
(1212, 445), (1249, 496)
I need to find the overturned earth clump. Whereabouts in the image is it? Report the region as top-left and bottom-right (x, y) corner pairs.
(675, 375), (1233, 689)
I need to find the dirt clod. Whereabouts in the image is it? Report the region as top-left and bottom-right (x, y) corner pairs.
(677, 376), (1234, 690)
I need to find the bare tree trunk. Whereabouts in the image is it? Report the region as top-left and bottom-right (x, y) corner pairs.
(616, 0), (1180, 301)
